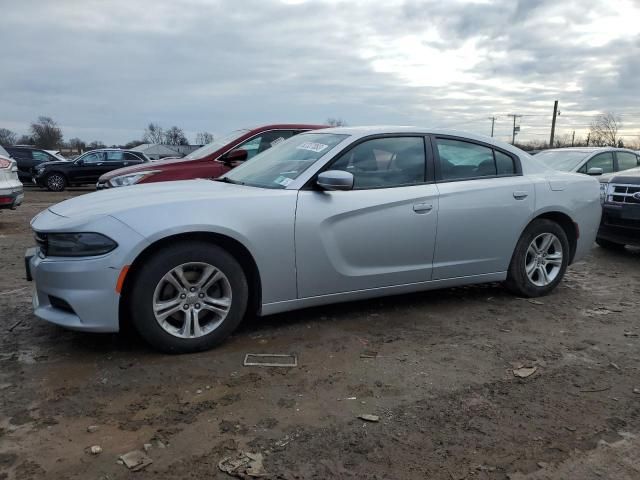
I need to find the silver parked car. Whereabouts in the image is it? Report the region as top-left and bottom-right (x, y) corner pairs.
(535, 147), (640, 175)
(27, 127), (601, 353)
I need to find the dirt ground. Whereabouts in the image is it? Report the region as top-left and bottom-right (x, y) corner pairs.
(1, 187), (639, 480)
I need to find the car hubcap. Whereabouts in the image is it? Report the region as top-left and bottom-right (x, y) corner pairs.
(525, 233), (563, 287)
(49, 175), (63, 190)
(152, 262), (232, 338)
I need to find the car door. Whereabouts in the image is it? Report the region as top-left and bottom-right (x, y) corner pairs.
(73, 151), (105, 182)
(295, 135), (439, 297)
(432, 136), (535, 280)
(6, 149), (32, 180)
(99, 151), (127, 180)
(577, 152), (614, 174)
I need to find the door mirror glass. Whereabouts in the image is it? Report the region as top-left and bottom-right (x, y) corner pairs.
(224, 149), (248, 163)
(75, 159), (84, 166)
(587, 167), (603, 176)
(317, 170), (354, 191)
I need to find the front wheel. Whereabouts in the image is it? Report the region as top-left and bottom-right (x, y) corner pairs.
(504, 219), (570, 297)
(128, 241), (248, 353)
(46, 173), (67, 192)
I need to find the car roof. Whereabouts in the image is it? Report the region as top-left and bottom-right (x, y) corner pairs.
(541, 147), (635, 153)
(247, 124), (328, 132)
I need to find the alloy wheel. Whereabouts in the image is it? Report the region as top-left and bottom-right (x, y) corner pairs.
(152, 262), (232, 338)
(47, 174), (65, 191)
(525, 233), (563, 287)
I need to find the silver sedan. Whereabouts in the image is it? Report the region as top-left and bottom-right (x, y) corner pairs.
(28, 127), (602, 352)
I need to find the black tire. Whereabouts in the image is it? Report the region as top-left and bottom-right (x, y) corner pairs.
(504, 219), (570, 298)
(596, 238), (626, 250)
(46, 173), (67, 192)
(127, 241), (248, 353)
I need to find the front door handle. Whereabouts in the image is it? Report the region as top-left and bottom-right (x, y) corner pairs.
(413, 202), (433, 213)
(513, 191), (528, 200)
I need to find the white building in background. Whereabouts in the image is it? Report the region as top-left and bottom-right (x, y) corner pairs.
(131, 143), (202, 160)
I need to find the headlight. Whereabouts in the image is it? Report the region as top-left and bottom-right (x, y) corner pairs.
(36, 232), (118, 257)
(599, 183), (609, 204)
(108, 170), (160, 187)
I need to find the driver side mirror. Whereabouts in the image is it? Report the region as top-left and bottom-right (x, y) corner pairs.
(223, 149), (248, 164)
(587, 167), (603, 176)
(75, 159), (84, 166)
(317, 170), (354, 191)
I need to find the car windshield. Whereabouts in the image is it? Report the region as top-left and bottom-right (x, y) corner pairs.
(185, 129), (251, 160)
(535, 150), (591, 171)
(224, 133), (349, 189)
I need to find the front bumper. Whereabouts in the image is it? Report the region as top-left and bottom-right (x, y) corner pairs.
(96, 180), (110, 190)
(597, 203), (640, 246)
(0, 185), (24, 210)
(28, 250), (122, 332)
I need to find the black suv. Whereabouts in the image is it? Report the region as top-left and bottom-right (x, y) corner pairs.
(33, 149), (149, 191)
(597, 167), (640, 249)
(4, 146), (65, 183)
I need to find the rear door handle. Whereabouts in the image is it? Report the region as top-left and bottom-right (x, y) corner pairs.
(413, 202), (433, 213)
(513, 191), (528, 200)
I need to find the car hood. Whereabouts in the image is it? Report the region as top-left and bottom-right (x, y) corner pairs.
(598, 167), (640, 184)
(47, 180), (268, 220)
(99, 155), (207, 181)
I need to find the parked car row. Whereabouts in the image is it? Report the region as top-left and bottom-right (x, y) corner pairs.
(26, 127), (602, 353)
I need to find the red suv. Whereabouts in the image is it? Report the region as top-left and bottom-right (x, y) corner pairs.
(97, 124), (326, 189)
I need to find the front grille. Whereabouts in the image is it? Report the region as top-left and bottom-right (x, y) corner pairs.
(604, 214), (640, 230)
(34, 231), (48, 256)
(607, 183), (640, 204)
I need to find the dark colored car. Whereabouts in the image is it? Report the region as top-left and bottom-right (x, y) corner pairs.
(33, 149), (149, 191)
(597, 167), (640, 249)
(97, 124), (327, 189)
(4, 146), (66, 183)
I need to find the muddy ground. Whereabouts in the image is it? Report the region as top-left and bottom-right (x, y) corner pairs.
(1, 187), (639, 480)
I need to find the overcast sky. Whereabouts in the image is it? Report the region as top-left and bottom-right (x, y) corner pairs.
(2, 0), (639, 145)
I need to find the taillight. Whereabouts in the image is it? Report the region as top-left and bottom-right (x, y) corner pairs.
(0, 158), (11, 169)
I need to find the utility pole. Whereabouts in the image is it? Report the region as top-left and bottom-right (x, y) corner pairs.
(507, 114), (522, 144)
(571, 130), (575, 147)
(488, 116), (497, 137)
(586, 132), (590, 146)
(550, 100), (559, 147)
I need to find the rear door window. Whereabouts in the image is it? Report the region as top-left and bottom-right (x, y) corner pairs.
(32, 151), (51, 163)
(616, 152), (639, 171)
(105, 151), (124, 161)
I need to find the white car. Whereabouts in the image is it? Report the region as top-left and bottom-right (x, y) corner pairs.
(0, 145), (23, 210)
(535, 147), (640, 175)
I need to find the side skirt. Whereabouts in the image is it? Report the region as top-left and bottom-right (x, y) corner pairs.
(260, 271), (507, 316)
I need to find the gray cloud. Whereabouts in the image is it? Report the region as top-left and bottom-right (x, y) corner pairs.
(1, 0), (639, 145)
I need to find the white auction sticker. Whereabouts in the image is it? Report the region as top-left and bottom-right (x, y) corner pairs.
(274, 176), (294, 186)
(296, 142), (328, 153)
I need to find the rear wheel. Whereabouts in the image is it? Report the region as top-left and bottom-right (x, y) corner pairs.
(596, 238), (626, 250)
(46, 173), (67, 192)
(128, 241), (248, 353)
(505, 219), (570, 297)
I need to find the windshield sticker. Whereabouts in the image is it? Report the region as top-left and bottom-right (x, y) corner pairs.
(274, 176), (294, 187)
(270, 137), (286, 147)
(296, 142), (329, 153)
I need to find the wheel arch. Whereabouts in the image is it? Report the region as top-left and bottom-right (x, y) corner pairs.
(529, 211), (578, 264)
(118, 231), (262, 329)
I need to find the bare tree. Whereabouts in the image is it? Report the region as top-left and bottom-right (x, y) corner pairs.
(143, 123), (164, 144)
(589, 113), (621, 146)
(0, 128), (17, 146)
(164, 126), (188, 145)
(17, 134), (34, 145)
(30, 116), (63, 149)
(195, 131), (214, 145)
(326, 117), (348, 127)
(87, 140), (106, 151)
(123, 140), (143, 149)
(68, 137), (86, 154)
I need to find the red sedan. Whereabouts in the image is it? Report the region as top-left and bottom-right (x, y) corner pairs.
(97, 124), (326, 188)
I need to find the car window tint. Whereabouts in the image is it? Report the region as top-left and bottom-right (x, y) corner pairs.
(82, 152), (104, 164)
(495, 151), (516, 175)
(237, 131), (296, 160)
(585, 152), (614, 173)
(617, 152), (639, 171)
(330, 137), (426, 189)
(32, 151), (50, 162)
(436, 139), (496, 180)
(106, 151), (123, 161)
(124, 152), (142, 161)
